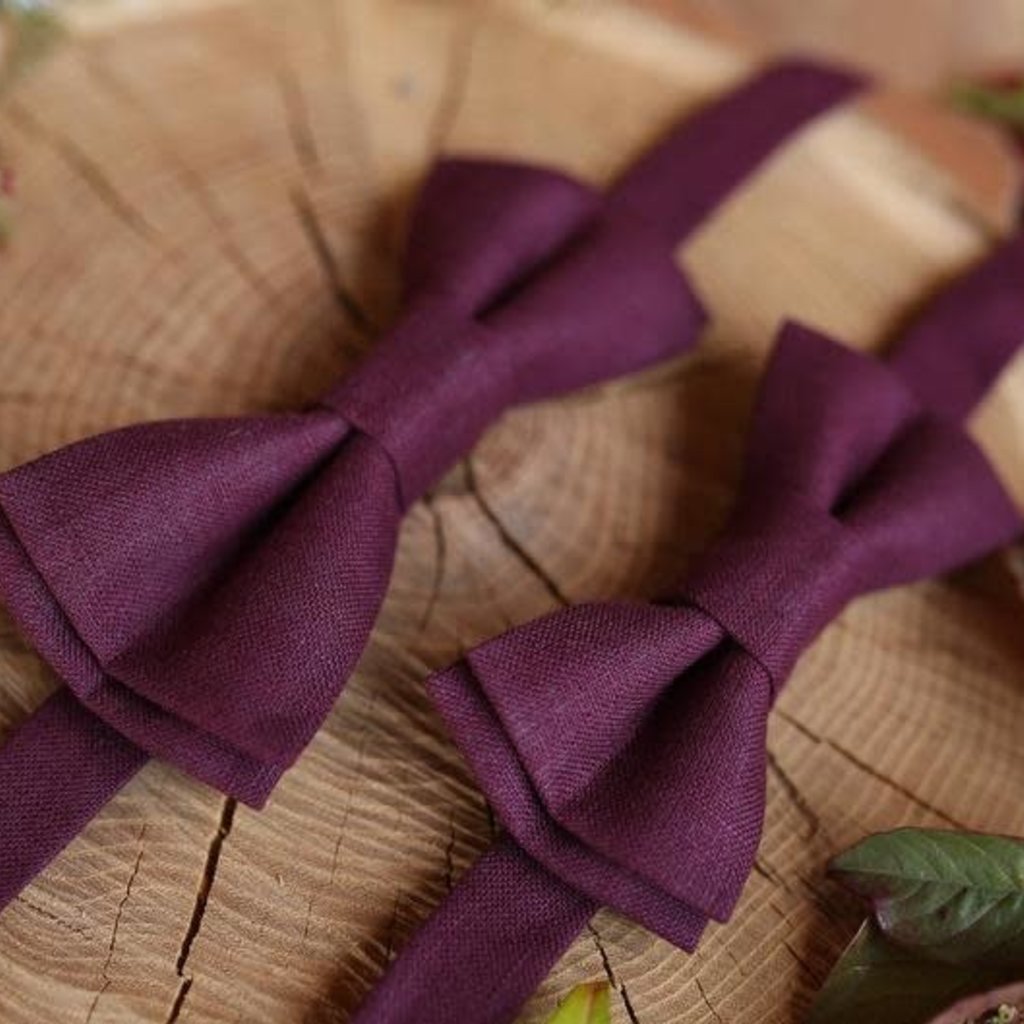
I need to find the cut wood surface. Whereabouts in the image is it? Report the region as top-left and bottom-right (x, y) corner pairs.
(681, 0), (1024, 90)
(1, 2), (1023, 1022)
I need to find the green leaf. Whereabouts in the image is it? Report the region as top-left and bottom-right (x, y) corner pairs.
(829, 828), (1024, 963)
(1, 2), (64, 91)
(807, 921), (1023, 1024)
(543, 982), (611, 1024)
(953, 82), (1024, 130)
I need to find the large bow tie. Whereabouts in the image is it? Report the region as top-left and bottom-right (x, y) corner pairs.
(0, 61), (865, 910)
(353, 235), (1024, 1024)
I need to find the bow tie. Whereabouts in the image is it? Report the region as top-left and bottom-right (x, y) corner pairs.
(0, 61), (864, 910)
(352, 235), (1024, 1024)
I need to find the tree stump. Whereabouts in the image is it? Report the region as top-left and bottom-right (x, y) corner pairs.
(0, 2), (1023, 1022)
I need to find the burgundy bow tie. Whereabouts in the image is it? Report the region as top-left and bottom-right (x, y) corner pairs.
(0, 61), (864, 910)
(352, 236), (1024, 1024)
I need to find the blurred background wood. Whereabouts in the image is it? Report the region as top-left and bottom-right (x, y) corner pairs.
(646, 0), (1024, 89)
(0, 2), (1022, 1023)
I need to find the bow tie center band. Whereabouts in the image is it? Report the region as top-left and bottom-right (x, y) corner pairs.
(351, 233), (1024, 1024)
(0, 59), (866, 910)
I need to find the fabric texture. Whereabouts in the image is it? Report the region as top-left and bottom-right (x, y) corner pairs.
(353, 236), (1024, 1024)
(0, 59), (865, 911)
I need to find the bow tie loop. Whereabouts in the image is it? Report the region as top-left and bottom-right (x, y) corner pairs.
(839, 412), (1022, 587)
(401, 158), (602, 316)
(486, 210), (707, 406)
(751, 323), (1020, 591)
(318, 158), (607, 505)
(741, 320), (923, 507)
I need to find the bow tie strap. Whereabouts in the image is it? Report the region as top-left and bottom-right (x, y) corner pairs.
(609, 59), (865, 241)
(888, 234), (1024, 419)
(0, 58), (869, 914)
(351, 837), (599, 1024)
(347, 836), (706, 1024)
(0, 690), (148, 911)
(354, 235), (1024, 1024)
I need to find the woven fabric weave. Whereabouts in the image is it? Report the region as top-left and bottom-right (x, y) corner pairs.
(353, 236), (1024, 1024)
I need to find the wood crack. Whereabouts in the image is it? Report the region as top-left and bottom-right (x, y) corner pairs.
(14, 896), (90, 937)
(165, 796), (236, 1021)
(81, 54), (283, 306)
(825, 736), (968, 830)
(466, 458), (570, 607)
(766, 749), (822, 839)
(587, 922), (640, 1024)
(694, 978), (725, 1024)
(290, 184), (376, 339)
(329, 829), (346, 888)
(7, 100), (158, 244)
(418, 496), (447, 632)
(302, 896), (315, 943)
(102, 825), (147, 978)
(163, 979), (193, 1024)
(84, 823), (147, 1021)
(83, 980), (110, 1024)
(329, 693), (377, 887)
(277, 66), (320, 173)
(775, 708), (968, 829)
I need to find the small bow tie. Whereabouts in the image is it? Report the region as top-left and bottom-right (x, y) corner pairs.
(353, 235), (1024, 1024)
(0, 61), (865, 910)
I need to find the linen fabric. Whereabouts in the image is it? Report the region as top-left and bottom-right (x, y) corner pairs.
(0, 60), (865, 910)
(352, 236), (1024, 1024)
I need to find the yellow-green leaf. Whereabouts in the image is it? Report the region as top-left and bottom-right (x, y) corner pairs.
(544, 982), (611, 1024)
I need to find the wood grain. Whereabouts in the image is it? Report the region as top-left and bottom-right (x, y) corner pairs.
(0, 2), (1022, 1023)
(679, 0), (1024, 90)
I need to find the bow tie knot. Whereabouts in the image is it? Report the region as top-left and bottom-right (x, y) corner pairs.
(322, 304), (519, 507)
(678, 498), (858, 687)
